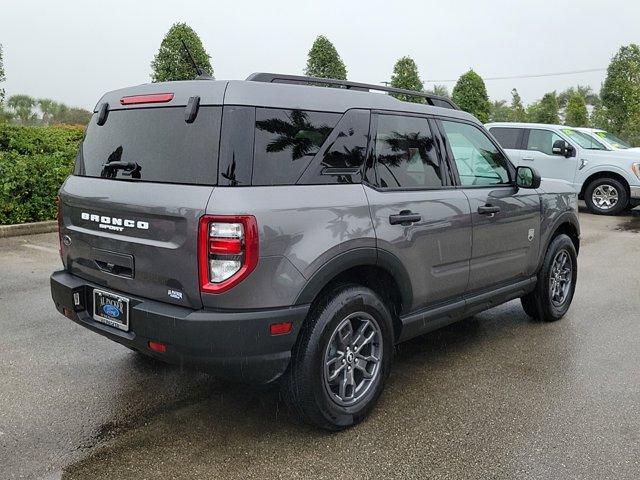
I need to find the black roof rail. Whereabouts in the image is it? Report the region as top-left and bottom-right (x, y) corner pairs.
(245, 72), (460, 110)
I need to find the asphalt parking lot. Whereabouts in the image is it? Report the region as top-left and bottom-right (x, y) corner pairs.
(1, 208), (639, 480)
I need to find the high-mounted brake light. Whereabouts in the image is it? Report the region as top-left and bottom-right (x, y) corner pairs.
(198, 215), (259, 294)
(120, 93), (174, 105)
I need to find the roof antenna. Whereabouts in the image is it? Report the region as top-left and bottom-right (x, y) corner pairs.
(180, 39), (213, 80)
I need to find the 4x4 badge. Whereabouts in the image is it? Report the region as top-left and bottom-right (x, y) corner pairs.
(528, 229), (535, 242)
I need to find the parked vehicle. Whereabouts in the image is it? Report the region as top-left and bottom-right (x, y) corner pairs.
(51, 74), (580, 430)
(576, 127), (640, 152)
(487, 122), (640, 215)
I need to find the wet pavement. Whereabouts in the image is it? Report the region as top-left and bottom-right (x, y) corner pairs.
(1, 208), (639, 479)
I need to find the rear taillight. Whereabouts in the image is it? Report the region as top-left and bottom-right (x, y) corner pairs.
(198, 215), (258, 294)
(56, 196), (63, 260)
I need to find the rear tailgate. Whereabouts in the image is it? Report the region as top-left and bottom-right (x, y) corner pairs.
(59, 85), (225, 309)
(60, 177), (212, 309)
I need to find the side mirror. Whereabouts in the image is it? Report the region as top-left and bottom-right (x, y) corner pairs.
(565, 144), (576, 157)
(516, 166), (541, 189)
(552, 140), (575, 157)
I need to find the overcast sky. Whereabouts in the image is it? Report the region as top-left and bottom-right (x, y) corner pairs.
(1, 0), (639, 110)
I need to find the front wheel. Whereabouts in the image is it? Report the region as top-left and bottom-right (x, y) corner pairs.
(584, 177), (628, 215)
(283, 285), (394, 430)
(521, 234), (577, 322)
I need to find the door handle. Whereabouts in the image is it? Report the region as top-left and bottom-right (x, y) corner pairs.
(478, 205), (501, 215)
(522, 156), (534, 161)
(389, 210), (421, 226)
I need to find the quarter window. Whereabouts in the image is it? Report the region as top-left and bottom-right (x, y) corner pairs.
(374, 115), (444, 189)
(298, 109), (369, 184)
(252, 108), (340, 186)
(526, 129), (564, 155)
(489, 127), (523, 150)
(441, 120), (511, 187)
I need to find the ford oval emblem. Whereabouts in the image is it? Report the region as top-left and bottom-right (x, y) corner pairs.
(102, 304), (120, 318)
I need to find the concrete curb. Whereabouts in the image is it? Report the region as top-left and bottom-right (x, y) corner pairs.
(0, 221), (58, 238)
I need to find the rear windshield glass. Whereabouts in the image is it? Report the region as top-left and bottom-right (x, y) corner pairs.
(75, 106), (221, 185)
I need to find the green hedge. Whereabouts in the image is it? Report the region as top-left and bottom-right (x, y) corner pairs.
(0, 124), (84, 225)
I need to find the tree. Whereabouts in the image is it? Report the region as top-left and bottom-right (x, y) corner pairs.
(428, 84), (450, 98)
(558, 85), (598, 108)
(529, 92), (559, 124)
(7, 95), (37, 125)
(38, 98), (59, 125)
(564, 91), (589, 127)
(304, 35), (347, 80)
(601, 44), (640, 144)
(590, 102), (611, 131)
(451, 69), (490, 123)
(151, 23), (213, 82)
(489, 100), (512, 122)
(390, 56), (424, 103)
(509, 88), (527, 122)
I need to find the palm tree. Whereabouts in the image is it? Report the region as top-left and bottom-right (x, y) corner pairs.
(7, 95), (37, 125)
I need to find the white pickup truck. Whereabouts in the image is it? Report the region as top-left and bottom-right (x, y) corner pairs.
(487, 122), (640, 215)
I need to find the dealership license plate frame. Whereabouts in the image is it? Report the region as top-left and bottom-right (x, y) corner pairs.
(93, 288), (130, 332)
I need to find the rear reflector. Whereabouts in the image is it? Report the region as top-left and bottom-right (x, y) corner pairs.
(120, 93), (174, 105)
(269, 322), (293, 336)
(148, 341), (167, 353)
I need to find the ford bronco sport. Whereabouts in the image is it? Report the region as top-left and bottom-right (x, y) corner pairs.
(51, 73), (580, 430)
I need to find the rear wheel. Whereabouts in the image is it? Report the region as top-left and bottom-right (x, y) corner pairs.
(283, 285), (394, 430)
(584, 177), (628, 215)
(521, 234), (577, 322)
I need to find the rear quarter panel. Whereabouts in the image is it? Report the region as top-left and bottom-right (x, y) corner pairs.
(202, 184), (375, 309)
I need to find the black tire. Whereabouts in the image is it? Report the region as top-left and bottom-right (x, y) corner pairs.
(283, 285), (394, 430)
(520, 234), (577, 322)
(520, 294), (538, 318)
(584, 177), (629, 215)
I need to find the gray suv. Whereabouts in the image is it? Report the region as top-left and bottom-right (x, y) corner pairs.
(51, 73), (580, 430)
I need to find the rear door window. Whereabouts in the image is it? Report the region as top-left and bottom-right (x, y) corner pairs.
(489, 127), (523, 150)
(252, 108), (340, 185)
(76, 106), (221, 185)
(374, 114), (445, 189)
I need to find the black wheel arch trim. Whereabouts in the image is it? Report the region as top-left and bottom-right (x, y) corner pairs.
(293, 247), (413, 313)
(537, 212), (580, 271)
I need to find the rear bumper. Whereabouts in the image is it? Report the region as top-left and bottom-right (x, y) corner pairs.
(50, 270), (309, 384)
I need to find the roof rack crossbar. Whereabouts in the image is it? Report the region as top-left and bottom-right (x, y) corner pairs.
(245, 72), (459, 110)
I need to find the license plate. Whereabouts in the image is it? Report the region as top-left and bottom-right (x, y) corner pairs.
(93, 289), (129, 331)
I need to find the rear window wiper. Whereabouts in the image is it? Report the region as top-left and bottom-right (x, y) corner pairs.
(101, 161), (141, 179)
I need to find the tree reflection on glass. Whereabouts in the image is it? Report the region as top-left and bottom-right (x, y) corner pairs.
(376, 130), (442, 187)
(256, 109), (334, 160)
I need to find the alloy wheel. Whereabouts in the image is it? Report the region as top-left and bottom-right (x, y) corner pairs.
(323, 312), (382, 407)
(592, 184), (619, 210)
(549, 249), (573, 307)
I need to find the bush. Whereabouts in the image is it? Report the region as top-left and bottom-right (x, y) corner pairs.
(0, 124), (83, 225)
